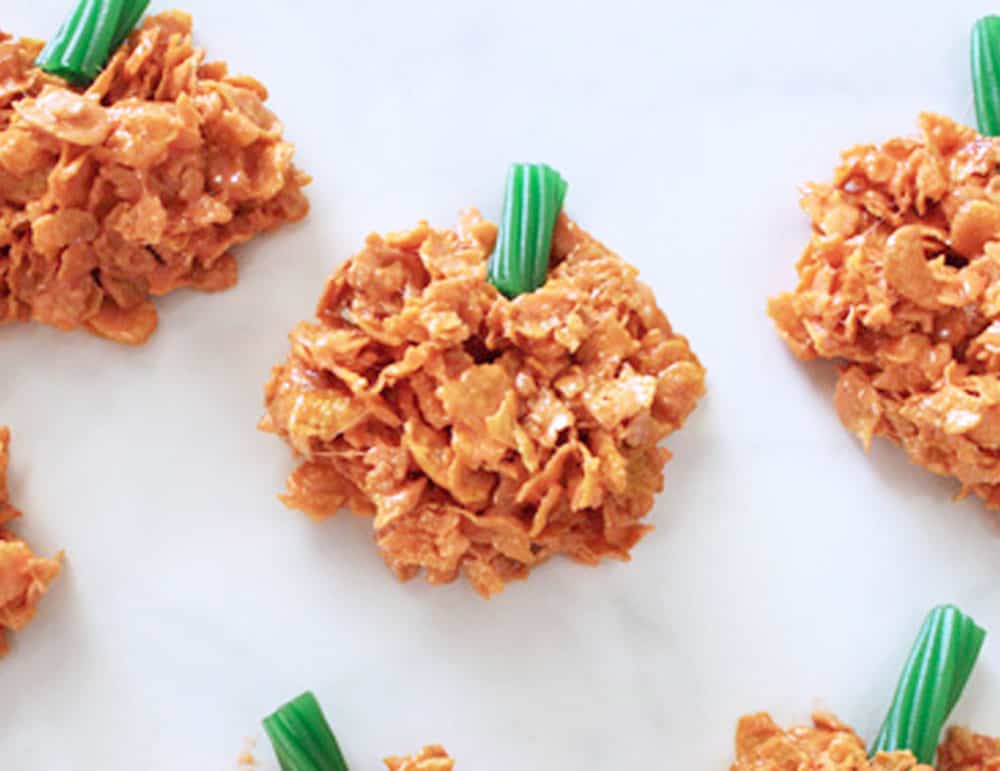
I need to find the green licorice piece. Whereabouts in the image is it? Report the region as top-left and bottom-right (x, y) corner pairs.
(110, 0), (149, 54)
(36, 0), (102, 85)
(870, 605), (986, 765)
(263, 691), (350, 771)
(487, 163), (568, 298)
(78, 0), (127, 81)
(34, 0), (89, 82)
(973, 16), (1000, 136)
(36, 0), (147, 86)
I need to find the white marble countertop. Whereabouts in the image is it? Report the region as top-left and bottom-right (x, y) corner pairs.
(3, 0), (1000, 768)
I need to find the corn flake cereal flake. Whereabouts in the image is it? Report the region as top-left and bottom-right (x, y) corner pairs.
(938, 726), (1000, 770)
(384, 745), (455, 771)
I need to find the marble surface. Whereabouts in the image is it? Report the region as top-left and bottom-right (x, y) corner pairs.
(3, 0), (1000, 768)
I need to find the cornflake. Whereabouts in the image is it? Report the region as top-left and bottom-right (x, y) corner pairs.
(0, 11), (309, 344)
(0, 427), (61, 656)
(384, 745), (455, 771)
(938, 726), (1000, 770)
(262, 210), (706, 596)
(771, 113), (1000, 508)
(732, 712), (998, 771)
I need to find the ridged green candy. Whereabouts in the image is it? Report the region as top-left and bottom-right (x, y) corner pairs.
(488, 163), (568, 298)
(870, 605), (986, 765)
(263, 691), (350, 771)
(973, 16), (1000, 136)
(36, 0), (150, 86)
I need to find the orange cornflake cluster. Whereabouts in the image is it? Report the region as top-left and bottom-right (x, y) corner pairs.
(0, 427), (61, 656)
(770, 113), (1000, 507)
(262, 209), (705, 596)
(733, 713), (999, 771)
(0, 11), (309, 344)
(733, 713), (927, 770)
(938, 727), (1000, 770)
(226, 743), (454, 770)
(730, 712), (933, 771)
(384, 745), (455, 770)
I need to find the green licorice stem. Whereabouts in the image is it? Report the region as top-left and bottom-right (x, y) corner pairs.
(36, 0), (103, 85)
(487, 163), (568, 298)
(263, 691), (350, 771)
(973, 16), (1000, 136)
(870, 605), (986, 765)
(36, 0), (147, 86)
(34, 0), (89, 83)
(78, 0), (128, 81)
(110, 0), (149, 53)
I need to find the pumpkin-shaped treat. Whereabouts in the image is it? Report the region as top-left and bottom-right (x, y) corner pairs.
(263, 691), (457, 770)
(0, 427), (61, 657)
(0, 7), (309, 344)
(261, 164), (706, 596)
(732, 714), (1000, 771)
(731, 606), (996, 771)
(770, 19), (1000, 509)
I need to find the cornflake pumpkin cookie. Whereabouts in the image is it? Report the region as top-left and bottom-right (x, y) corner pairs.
(730, 606), (995, 771)
(263, 691), (456, 770)
(262, 164), (706, 596)
(769, 112), (1000, 507)
(234, 744), (456, 771)
(731, 713), (1000, 771)
(0, 10), (309, 344)
(732, 712), (930, 771)
(0, 427), (61, 656)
